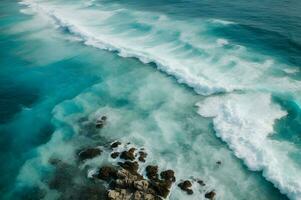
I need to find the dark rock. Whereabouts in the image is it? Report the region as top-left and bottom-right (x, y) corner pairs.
(178, 180), (193, 195)
(216, 161), (222, 165)
(118, 161), (139, 175)
(146, 165), (159, 181)
(111, 152), (120, 159)
(97, 166), (117, 181)
(101, 116), (107, 121)
(197, 180), (206, 186)
(138, 151), (147, 162)
(205, 191), (216, 199)
(111, 141), (122, 148)
(160, 170), (176, 182)
(150, 180), (172, 198)
(78, 148), (102, 161)
(120, 148), (136, 161)
(187, 189), (193, 195)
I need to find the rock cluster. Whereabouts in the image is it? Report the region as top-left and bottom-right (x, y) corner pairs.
(95, 142), (176, 200)
(75, 140), (218, 200)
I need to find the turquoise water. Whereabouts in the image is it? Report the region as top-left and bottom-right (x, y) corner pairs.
(0, 0), (301, 199)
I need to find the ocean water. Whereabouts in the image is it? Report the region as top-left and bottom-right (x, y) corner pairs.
(0, 0), (301, 199)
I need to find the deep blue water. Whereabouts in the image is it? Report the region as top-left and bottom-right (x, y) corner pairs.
(0, 0), (301, 199)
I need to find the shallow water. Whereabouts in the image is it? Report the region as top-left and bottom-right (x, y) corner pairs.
(0, 0), (301, 199)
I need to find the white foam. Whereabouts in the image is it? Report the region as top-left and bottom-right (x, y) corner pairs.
(197, 93), (301, 200)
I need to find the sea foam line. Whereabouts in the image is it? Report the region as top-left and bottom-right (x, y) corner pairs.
(20, 0), (231, 96)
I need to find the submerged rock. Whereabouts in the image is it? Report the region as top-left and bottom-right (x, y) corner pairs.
(205, 191), (216, 199)
(78, 148), (102, 161)
(96, 116), (107, 129)
(138, 151), (147, 162)
(111, 141), (122, 149)
(197, 179), (206, 186)
(178, 180), (193, 195)
(111, 152), (120, 159)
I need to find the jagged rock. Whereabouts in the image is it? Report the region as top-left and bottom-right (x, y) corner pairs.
(133, 191), (159, 200)
(107, 188), (132, 200)
(138, 151), (147, 162)
(146, 165), (159, 180)
(111, 141), (122, 148)
(97, 166), (117, 181)
(205, 191), (216, 199)
(116, 169), (141, 181)
(134, 180), (149, 191)
(178, 180), (193, 195)
(120, 148), (136, 161)
(78, 148), (102, 161)
(118, 161), (139, 175)
(160, 170), (176, 182)
(115, 178), (134, 189)
(111, 152), (120, 159)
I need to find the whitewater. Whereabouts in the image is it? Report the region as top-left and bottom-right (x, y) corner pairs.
(8, 0), (301, 199)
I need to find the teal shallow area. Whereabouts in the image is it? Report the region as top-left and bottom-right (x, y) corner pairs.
(0, 0), (301, 199)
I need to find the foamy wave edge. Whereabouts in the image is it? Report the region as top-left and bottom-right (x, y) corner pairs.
(197, 93), (301, 200)
(19, 0), (232, 96)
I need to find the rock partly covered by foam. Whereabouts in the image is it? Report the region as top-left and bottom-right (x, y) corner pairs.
(96, 116), (107, 128)
(111, 152), (120, 159)
(178, 180), (193, 195)
(111, 141), (122, 149)
(138, 151), (147, 162)
(78, 147), (102, 161)
(120, 148), (136, 161)
(205, 190), (216, 199)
